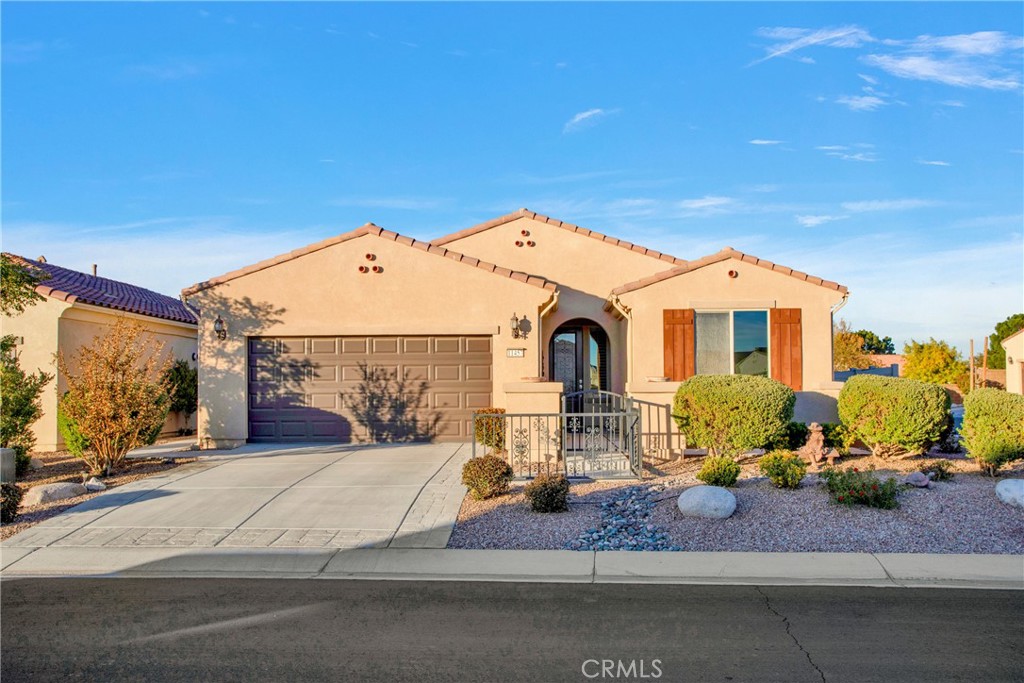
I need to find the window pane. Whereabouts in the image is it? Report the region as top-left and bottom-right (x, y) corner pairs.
(696, 312), (730, 374)
(588, 334), (600, 390)
(734, 311), (769, 377)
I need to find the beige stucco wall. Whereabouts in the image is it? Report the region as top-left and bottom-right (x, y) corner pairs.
(441, 216), (678, 392)
(1002, 330), (1024, 395)
(188, 232), (555, 448)
(1, 300), (198, 451)
(617, 257), (847, 424)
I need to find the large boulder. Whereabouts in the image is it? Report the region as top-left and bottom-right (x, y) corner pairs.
(995, 479), (1024, 509)
(23, 482), (87, 506)
(677, 485), (737, 519)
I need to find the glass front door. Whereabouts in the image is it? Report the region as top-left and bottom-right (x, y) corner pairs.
(550, 322), (608, 393)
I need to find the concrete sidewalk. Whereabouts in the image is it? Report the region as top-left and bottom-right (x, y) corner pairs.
(2, 547), (1021, 589)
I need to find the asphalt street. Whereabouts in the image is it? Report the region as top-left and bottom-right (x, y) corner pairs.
(2, 579), (1021, 682)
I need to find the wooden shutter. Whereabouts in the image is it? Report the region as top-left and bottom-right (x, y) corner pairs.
(770, 308), (803, 390)
(663, 309), (695, 381)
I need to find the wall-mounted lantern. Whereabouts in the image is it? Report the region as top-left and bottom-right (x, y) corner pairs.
(510, 313), (528, 339)
(213, 316), (227, 341)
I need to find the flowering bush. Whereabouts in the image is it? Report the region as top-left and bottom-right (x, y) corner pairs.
(696, 455), (741, 487)
(759, 450), (807, 489)
(820, 466), (900, 509)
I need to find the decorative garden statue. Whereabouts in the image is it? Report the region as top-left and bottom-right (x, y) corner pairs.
(798, 422), (837, 469)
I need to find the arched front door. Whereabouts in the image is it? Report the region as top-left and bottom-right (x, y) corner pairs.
(549, 319), (609, 394)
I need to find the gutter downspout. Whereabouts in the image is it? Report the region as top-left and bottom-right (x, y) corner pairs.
(608, 295), (633, 388)
(537, 291), (560, 378)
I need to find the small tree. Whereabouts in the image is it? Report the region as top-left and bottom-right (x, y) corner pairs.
(833, 319), (873, 372)
(0, 337), (53, 475)
(854, 329), (895, 355)
(0, 253), (47, 316)
(57, 317), (172, 475)
(162, 359), (198, 423)
(902, 338), (967, 385)
(984, 313), (1024, 370)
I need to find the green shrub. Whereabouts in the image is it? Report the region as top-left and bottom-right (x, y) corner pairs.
(1, 335), (52, 479)
(961, 388), (1024, 475)
(473, 408), (506, 454)
(58, 403), (91, 458)
(820, 466), (900, 509)
(759, 450), (807, 489)
(821, 422), (855, 454)
(837, 375), (949, 459)
(771, 422), (809, 451)
(673, 375), (795, 456)
(921, 459), (955, 482)
(696, 455), (741, 487)
(161, 359), (198, 420)
(524, 472), (570, 513)
(11, 445), (31, 478)
(461, 455), (513, 500)
(1, 483), (23, 524)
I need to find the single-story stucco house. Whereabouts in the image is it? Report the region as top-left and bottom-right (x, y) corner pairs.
(182, 209), (848, 450)
(1001, 328), (1024, 395)
(1, 254), (199, 451)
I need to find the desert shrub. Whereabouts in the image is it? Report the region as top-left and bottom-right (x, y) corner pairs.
(461, 455), (513, 500)
(821, 422), (855, 454)
(771, 422), (809, 451)
(759, 450), (807, 489)
(1, 483), (23, 524)
(820, 466), (900, 509)
(473, 408), (506, 454)
(837, 375), (949, 459)
(960, 388), (1024, 475)
(524, 472), (570, 513)
(673, 375), (795, 456)
(162, 359), (198, 421)
(921, 459), (955, 482)
(696, 455), (741, 487)
(0, 336), (52, 478)
(57, 403), (91, 458)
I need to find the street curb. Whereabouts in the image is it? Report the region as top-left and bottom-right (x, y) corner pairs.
(1, 547), (1021, 589)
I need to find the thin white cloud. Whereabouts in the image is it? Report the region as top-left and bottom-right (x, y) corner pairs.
(841, 198), (938, 212)
(836, 94), (887, 111)
(862, 53), (1020, 90)
(563, 108), (619, 133)
(815, 145), (848, 151)
(908, 31), (1024, 56)
(752, 25), (874, 64)
(795, 215), (848, 228)
(327, 197), (450, 210)
(749, 139), (784, 145)
(917, 159), (951, 167)
(940, 99), (965, 107)
(825, 151), (879, 162)
(678, 196), (734, 211)
(858, 73), (878, 85)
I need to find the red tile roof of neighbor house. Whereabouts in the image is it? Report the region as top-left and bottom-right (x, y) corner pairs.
(180, 224), (559, 296)
(3, 253), (198, 325)
(430, 208), (688, 266)
(609, 247), (849, 295)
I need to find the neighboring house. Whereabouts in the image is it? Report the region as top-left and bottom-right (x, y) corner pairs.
(1001, 328), (1024, 395)
(1, 254), (198, 451)
(182, 209), (848, 448)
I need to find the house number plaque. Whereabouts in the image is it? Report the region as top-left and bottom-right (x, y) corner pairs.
(506, 348), (526, 358)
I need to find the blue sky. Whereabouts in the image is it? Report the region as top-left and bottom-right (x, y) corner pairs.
(3, 2), (1022, 354)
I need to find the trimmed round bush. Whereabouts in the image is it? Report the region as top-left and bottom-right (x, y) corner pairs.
(473, 408), (506, 454)
(961, 388), (1024, 475)
(696, 455), (741, 487)
(759, 450), (807, 489)
(524, 472), (570, 513)
(461, 455), (513, 500)
(1, 483), (23, 524)
(673, 375), (795, 456)
(837, 375), (949, 459)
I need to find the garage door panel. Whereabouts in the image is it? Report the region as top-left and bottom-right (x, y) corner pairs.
(248, 335), (493, 443)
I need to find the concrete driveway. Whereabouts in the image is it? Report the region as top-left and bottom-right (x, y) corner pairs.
(4, 443), (471, 553)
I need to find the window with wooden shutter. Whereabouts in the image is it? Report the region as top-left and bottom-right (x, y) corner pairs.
(663, 309), (695, 381)
(770, 308), (803, 390)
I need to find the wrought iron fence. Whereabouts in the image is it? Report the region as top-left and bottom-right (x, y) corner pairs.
(629, 397), (688, 465)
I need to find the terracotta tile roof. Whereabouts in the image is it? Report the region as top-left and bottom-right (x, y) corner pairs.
(3, 253), (197, 325)
(430, 208), (686, 266)
(609, 247), (848, 296)
(181, 224), (558, 296)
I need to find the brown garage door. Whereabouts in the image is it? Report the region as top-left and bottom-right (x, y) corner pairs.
(247, 336), (492, 443)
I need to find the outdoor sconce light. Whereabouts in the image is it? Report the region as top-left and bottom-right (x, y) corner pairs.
(510, 313), (528, 339)
(213, 316), (227, 341)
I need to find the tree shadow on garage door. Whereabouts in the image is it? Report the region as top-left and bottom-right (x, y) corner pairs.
(342, 363), (442, 443)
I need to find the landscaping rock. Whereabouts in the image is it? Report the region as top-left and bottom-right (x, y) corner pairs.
(995, 479), (1024, 509)
(904, 472), (932, 489)
(83, 477), (107, 492)
(23, 482), (87, 506)
(564, 485), (680, 552)
(29, 458), (44, 471)
(677, 485), (736, 519)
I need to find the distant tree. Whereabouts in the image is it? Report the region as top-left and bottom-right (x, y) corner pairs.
(982, 313), (1024, 370)
(903, 338), (967, 385)
(854, 329), (896, 355)
(0, 254), (47, 316)
(833, 319), (873, 371)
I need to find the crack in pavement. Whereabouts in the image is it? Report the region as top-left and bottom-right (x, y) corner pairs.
(755, 586), (826, 683)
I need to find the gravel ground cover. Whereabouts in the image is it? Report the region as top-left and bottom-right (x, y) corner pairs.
(1, 449), (196, 542)
(448, 452), (1024, 554)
